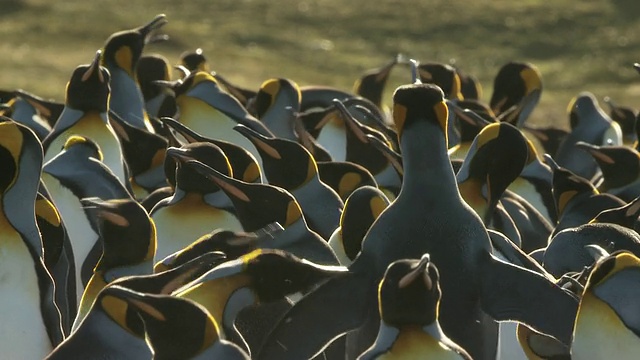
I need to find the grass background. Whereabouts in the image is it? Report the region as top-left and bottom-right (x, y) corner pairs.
(2, 0), (640, 127)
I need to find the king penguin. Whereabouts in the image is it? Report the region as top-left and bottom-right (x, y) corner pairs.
(42, 135), (131, 302)
(235, 124), (344, 239)
(258, 84), (579, 360)
(0, 120), (63, 358)
(572, 251), (640, 359)
(254, 78), (301, 140)
(150, 142), (243, 262)
(358, 254), (472, 359)
(489, 62), (542, 128)
(43, 50), (129, 186)
(100, 14), (167, 132)
(72, 197), (156, 332)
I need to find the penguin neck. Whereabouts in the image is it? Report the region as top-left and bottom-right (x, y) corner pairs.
(399, 122), (458, 197)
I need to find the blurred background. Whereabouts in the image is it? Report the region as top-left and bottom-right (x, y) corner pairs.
(2, 0), (639, 127)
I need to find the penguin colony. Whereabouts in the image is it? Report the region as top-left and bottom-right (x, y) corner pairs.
(2, 13), (640, 360)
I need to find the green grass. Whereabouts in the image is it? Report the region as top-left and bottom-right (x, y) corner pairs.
(2, 0), (640, 127)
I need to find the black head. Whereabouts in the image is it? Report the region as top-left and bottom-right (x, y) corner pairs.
(235, 124), (317, 190)
(418, 62), (462, 100)
(490, 62), (542, 118)
(165, 142), (231, 193)
(316, 161), (377, 200)
(101, 14), (167, 77)
(378, 254), (441, 326)
(353, 56), (399, 108)
(254, 78), (301, 119)
(179, 48), (209, 72)
(341, 186), (389, 259)
(392, 83), (447, 142)
(66, 51), (111, 112)
(576, 142), (640, 190)
(81, 197), (155, 271)
(137, 54), (171, 101)
(550, 164), (598, 216)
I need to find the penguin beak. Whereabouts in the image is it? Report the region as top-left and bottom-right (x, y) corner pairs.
(160, 117), (199, 143)
(186, 160), (251, 202)
(82, 50), (105, 83)
(165, 146), (194, 163)
(367, 134), (404, 176)
(398, 254), (433, 290)
(138, 14), (168, 41)
(154, 249), (227, 278)
(234, 124), (281, 159)
(333, 99), (369, 143)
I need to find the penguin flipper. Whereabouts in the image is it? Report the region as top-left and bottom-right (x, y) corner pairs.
(488, 229), (549, 275)
(479, 251), (578, 346)
(258, 270), (374, 360)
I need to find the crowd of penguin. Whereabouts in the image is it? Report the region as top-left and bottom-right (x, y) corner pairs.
(2, 13), (640, 359)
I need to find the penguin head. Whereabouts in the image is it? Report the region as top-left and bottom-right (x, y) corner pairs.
(165, 142), (232, 193)
(81, 197), (156, 279)
(188, 160), (303, 231)
(567, 92), (622, 147)
(179, 48), (209, 72)
(0, 120), (42, 196)
(94, 285), (148, 336)
(235, 124), (318, 190)
(101, 14), (168, 78)
(456, 122), (528, 221)
(353, 55), (400, 108)
(418, 63), (463, 100)
(490, 62), (542, 126)
(165, 71), (220, 99)
(378, 254), (441, 326)
(604, 97), (637, 141)
(548, 161), (599, 217)
(66, 50), (111, 112)
(392, 83), (447, 144)
(340, 186), (390, 260)
(122, 290), (223, 359)
(160, 116), (262, 183)
(137, 54), (172, 101)
(61, 135), (103, 161)
(576, 142), (640, 191)
(254, 78), (301, 119)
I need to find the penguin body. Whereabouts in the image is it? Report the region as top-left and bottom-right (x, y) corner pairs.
(42, 136), (131, 302)
(0, 121), (63, 357)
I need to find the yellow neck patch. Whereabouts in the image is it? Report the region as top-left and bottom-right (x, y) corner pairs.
(115, 46), (135, 78)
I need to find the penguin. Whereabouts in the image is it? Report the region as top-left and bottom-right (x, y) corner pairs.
(328, 185), (390, 266)
(317, 160), (378, 201)
(455, 122), (529, 247)
(187, 160), (340, 265)
(178, 48), (259, 108)
(333, 100), (402, 197)
(418, 62), (463, 100)
(545, 154), (625, 236)
(456, 66), (483, 100)
(235, 124), (344, 239)
(42, 135), (131, 302)
(160, 116), (263, 183)
(2, 93), (52, 139)
(591, 195), (640, 231)
(507, 137), (556, 224)
(576, 141), (640, 202)
(108, 110), (168, 198)
(155, 224), (283, 272)
(35, 192), (77, 336)
(43, 50), (129, 186)
(366, 133), (404, 199)
(358, 254), (472, 359)
(158, 70), (273, 168)
(543, 223), (640, 278)
(45, 285), (154, 359)
(124, 289), (250, 360)
(174, 249), (348, 356)
(520, 124), (569, 160)
(516, 325), (571, 360)
(572, 251), (640, 359)
(353, 55), (403, 109)
(254, 78), (301, 140)
(0, 120), (63, 358)
(136, 53), (177, 119)
(489, 62), (542, 128)
(9, 88), (65, 128)
(150, 142), (243, 262)
(258, 84), (579, 360)
(292, 112), (334, 162)
(603, 96), (637, 146)
(554, 92), (623, 180)
(72, 197), (156, 332)
(101, 14), (167, 132)
(446, 99), (494, 161)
